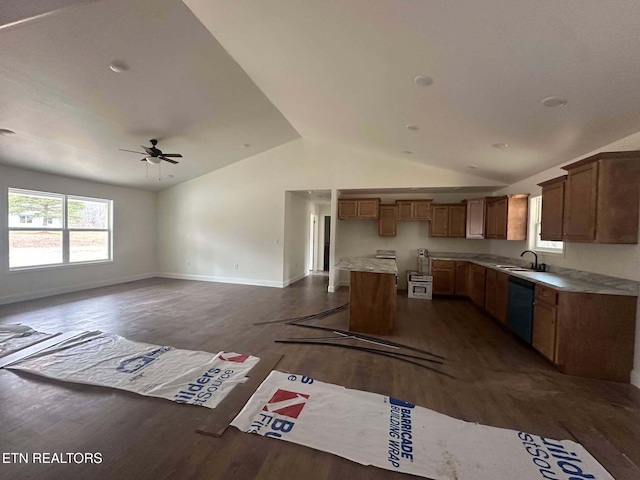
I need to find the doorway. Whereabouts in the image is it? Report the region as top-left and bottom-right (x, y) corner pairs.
(323, 215), (331, 271)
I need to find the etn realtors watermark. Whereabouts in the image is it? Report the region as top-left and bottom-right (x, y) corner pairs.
(2, 452), (102, 464)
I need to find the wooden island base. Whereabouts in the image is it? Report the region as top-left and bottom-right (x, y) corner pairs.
(349, 270), (396, 335)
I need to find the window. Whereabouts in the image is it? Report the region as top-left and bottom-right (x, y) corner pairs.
(529, 195), (564, 254)
(8, 188), (113, 269)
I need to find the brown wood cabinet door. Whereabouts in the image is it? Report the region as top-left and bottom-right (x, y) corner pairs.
(414, 201), (431, 220)
(564, 163), (598, 241)
(338, 200), (357, 219)
(396, 201), (414, 220)
(495, 272), (510, 324)
(466, 198), (486, 239)
(454, 262), (468, 296)
(378, 205), (397, 236)
(485, 203), (497, 238)
(484, 269), (497, 316)
(430, 206), (449, 237)
(494, 199), (508, 239)
(533, 301), (557, 361)
(540, 179), (565, 241)
(468, 264), (486, 307)
(357, 199), (380, 219)
(448, 205), (466, 237)
(432, 263), (455, 295)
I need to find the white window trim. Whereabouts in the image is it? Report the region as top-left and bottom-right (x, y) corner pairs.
(528, 195), (565, 257)
(8, 188), (114, 271)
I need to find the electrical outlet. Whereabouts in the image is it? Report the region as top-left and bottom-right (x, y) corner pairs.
(234, 264), (239, 270)
(275, 238), (280, 245)
(187, 261), (191, 266)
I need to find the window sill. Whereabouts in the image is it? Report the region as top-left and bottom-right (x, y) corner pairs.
(533, 248), (565, 257)
(9, 259), (113, 273)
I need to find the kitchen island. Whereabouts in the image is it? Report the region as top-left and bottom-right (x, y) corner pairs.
(335, 257), (398, 335)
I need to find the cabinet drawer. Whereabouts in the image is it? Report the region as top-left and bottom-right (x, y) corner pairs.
(432, 260), (453, 268)
(535, 285), (558, 305)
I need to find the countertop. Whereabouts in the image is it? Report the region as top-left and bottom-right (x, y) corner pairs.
(336, 257), (398, 275)
(430, 256), (637, 296)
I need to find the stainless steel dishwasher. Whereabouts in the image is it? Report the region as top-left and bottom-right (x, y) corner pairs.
(507, 277), (535, 344)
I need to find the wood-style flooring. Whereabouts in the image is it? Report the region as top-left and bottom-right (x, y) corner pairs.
(0, 276), (639, 480)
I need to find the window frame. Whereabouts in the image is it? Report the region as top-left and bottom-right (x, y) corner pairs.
(8, 188), (113, 271)
(528, 195), (565, 256)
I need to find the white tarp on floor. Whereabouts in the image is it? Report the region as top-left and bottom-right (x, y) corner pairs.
(0, 324), (53, 358)
(231, 371), (613, 480)
(8, 331), (260, 409)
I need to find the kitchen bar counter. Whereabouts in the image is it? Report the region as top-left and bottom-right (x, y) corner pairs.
(336, 257), (398, 335)
(430, 255), (637, 296)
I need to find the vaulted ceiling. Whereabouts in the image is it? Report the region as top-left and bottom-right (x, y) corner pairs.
(2, 0), (640, 190)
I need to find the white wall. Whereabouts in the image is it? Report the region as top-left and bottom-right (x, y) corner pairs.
(156, 138), (501, 288)
(283, 192), (317, 285)
(485, 130), (640, 388)
(0, 165), (157, 305)
(335, 193), (494, 289)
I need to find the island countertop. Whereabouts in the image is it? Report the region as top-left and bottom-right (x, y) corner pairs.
(336, 257), (398, 275)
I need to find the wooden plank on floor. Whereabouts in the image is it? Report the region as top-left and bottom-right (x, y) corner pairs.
(0, 331), (86, 368)
(196, 352), (284, 437)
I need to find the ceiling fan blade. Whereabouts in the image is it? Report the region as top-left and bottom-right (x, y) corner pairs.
(160, 153), (182, 158)
(160, 156), (179, 164)
(120, 149), (147, 154)
(142, 146), (154, 155)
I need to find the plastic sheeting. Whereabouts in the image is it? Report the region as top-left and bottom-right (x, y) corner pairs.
(232, 371), (613, 480)
(0, 324), (53, 358)
(8, 331), (260, 409)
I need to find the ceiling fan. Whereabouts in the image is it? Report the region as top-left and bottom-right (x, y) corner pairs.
(119, 139), (182, 165)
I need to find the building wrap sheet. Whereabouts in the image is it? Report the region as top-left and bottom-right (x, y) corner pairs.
(0, 324), (53, 358)
(231, 371), (613, 480)
(8, 331), (260, 409)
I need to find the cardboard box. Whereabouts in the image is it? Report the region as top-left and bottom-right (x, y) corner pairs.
(417, 256), (431, 274)
(407, 271), (433, 283)
(408, 281), (433, 300)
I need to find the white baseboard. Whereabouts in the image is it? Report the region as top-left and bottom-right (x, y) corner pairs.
(631, 369), (640, 389)
(158, 272), (284, 288)
(283, 271), (309, 288)
(328, 280), (348, 293)
(0, 273), (157, 306)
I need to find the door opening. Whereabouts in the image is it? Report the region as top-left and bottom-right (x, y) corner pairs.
(323, 215), (331, 271)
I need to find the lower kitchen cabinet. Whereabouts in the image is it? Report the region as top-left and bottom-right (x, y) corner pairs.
(454, 262), (468, 296)
(495, 272), (509, 324)
(533, 300), (557, 361)
(468, 264), (486, 307)
(432, 260), (469, 296)
(530, 284), (637, 382)
(484, 269), (497, 317)
(432, 260), (455, 295)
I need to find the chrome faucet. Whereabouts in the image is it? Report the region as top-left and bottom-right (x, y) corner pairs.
(520, 250), (538, 271)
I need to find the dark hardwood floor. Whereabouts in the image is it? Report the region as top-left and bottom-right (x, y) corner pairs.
(1, 276), (639, 479)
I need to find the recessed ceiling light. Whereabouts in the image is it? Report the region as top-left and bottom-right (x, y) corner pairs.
(406, 124), (419, 131)
(467, 164), (479, 169)
(308, 190), (313, 194)
(0, 128), (15, 136)
(402, 150), (413, 154)
(241, 143), (251, 148)
(541, 96), (568, 107)
(414, 75), (434, 87)
(165, 174), (174, 178)
(109, 61), (129, 73)
(453, 187), (461, 190)
(492, 143), (508, 149)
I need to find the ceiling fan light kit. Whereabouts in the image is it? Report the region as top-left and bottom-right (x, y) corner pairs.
(119, 139), (183, 172)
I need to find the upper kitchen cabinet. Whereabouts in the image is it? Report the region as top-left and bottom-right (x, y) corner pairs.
(338, 198), (380, 219)
(537, 176), (566, 242)
(378, 204), (398, 237)
(429, 203), (466, 238)
(396, 199), (432, 221)
(485, 195), (529, 240)
(465, 198), (486, 239)
(561, 151), (640, 244)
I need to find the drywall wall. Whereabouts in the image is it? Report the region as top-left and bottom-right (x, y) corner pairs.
(486, 130), (640, 388)
(335, 193), (494, 289)
(0, 165), (157, 305)
(283, 192), (317, 285)
(157, 137), (501, 288)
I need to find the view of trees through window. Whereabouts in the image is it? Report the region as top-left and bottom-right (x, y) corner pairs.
(8, 189), (112, 269)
